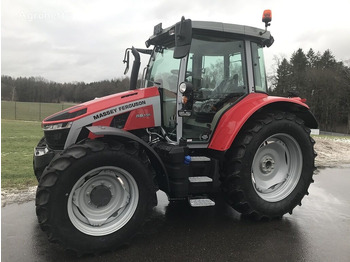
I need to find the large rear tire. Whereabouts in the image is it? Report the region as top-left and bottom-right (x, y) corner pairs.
(222, 112), (316, 219)
(36, 139), (156, 255)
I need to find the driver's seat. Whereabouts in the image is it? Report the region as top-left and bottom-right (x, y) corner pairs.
(222, 74), (239, 93)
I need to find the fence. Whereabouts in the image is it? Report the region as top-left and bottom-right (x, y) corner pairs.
(1, 101), (76, 121)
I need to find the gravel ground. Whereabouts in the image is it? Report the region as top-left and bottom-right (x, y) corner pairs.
(2, 136), (350, 207)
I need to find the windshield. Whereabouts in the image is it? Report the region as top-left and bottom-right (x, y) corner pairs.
(145, 48), (180, 93)
(145, 47), (181, 138)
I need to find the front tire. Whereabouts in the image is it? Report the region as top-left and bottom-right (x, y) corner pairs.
(36, 139), (156, 255)
(222, 112), (316, 219)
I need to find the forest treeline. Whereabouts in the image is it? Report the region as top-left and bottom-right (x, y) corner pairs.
(1, 76), (132, 103)
(1, 48), (350, 133)
(269, 48), (350, 133)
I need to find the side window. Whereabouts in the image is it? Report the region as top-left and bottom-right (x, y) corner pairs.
(251, 42), (267, 93)
(229, 53), (245, 86)
(201, 56), (224, 90)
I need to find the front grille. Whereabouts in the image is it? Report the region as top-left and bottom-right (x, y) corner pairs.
(44, 129), (70, 150)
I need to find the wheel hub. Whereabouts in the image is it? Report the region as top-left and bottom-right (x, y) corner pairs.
(260, 156), (275, 174)
(251, 134), (303, 202)
(68, 166), (139, 236)
(90, 185), (112, 208)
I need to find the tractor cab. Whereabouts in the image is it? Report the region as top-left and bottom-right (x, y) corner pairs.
(130, 15), (274, 144)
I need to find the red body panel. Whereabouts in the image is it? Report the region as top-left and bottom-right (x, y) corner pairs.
(208, 93), (310, 151)
(88, 117), (114, 139)
(42, 87), (160, 125)
(124, 105), (155, 130)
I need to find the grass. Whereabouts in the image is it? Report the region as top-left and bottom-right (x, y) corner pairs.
(1, 101), (76, 121)
(1, 119), (43, 189)
(0, 118), (348, 190)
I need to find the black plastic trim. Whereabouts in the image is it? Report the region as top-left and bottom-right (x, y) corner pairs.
(45, 107), (87, 122)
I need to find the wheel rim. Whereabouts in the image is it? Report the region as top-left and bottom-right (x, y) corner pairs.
(251, 133), (302, 202)
(67, 166), (139, 236)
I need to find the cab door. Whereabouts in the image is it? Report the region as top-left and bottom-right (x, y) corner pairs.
(180, 36), (248, 143)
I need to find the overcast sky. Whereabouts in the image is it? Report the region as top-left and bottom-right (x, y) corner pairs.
(2, 0), (350, 83)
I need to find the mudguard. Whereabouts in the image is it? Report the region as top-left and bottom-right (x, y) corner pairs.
(208, 93), (318, 151)
(87, 126), (169, 192)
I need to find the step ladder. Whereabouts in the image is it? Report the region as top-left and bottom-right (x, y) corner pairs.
(188, 196), (215, 207)
(187, 156), (215, 207)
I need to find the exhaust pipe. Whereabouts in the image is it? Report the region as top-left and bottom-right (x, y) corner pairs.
(130, 46), (140, 90)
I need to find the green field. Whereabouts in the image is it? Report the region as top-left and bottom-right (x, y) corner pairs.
(1, 119), (43, 189)
(1, 101), (76, 121)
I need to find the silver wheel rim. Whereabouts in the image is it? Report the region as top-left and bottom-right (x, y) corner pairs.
(67, 166), (139, 236)
(251, 133), (302, 202)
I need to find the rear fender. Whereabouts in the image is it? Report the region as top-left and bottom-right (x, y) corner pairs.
(208, 93), (318, 151)
(87, 126), (169, 193)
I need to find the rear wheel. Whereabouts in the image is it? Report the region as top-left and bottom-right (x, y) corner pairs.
(36, 139), (156, 255)
(222, 112), (316, 219)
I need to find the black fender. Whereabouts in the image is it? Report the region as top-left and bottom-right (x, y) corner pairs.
(87, 126), (169, 193)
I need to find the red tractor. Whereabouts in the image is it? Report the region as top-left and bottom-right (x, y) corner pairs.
(34, 10), (317, 254)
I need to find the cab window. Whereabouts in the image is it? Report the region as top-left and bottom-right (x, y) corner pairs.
(251, 42), (267, 93)
(183, 36), (247, 141)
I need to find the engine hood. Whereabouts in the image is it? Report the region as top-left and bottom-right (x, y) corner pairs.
(43, 87), (160, 125)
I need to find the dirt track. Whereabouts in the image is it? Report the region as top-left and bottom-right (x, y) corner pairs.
(2, 136), (350, 207)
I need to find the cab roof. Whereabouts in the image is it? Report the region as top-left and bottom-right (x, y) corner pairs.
(146, 20), (272, 48)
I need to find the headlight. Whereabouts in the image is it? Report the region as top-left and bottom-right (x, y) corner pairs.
(43, 121), (72, 131)
(179, 82), (187, 93)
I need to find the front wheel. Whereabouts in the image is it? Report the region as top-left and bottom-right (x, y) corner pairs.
(36, 139), (156, 255)
(222, 112), (316, 219)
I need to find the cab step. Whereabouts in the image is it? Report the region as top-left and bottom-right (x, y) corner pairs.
(190, 156), (211, 162)
(188, 176), (213, 183)
(188, 197), (215, 207)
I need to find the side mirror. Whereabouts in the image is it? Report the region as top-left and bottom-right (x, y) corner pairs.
(178, 82), (193, 117)
(174, 17), (192, 59)
(123, 48), (130, 75)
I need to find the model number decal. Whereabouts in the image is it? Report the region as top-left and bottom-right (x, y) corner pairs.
(136, 113), (151, 118)
(93, 100), (147, 120)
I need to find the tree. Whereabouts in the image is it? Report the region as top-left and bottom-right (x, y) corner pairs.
(1, 76), (131, 103)
(272, 58), (292, 96)
(269, 48), (350, 133)
(290, 48), (308, 96)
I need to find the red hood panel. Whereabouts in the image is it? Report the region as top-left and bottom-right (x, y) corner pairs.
(43, 87), (159, 124)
